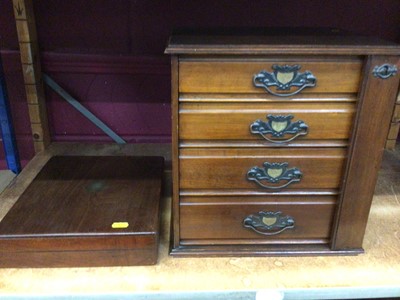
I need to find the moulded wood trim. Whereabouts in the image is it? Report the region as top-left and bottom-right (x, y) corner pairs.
(179, 93), (358, 103)
(0, 51), (170, 76)
(180, 238), (330, 245)
(166, 46), (400, 56)
(170, 244), (363, 257)
(0, 248), (158, 267)
(179, 140), (349, 148)
(180, 189), (340, 196)
(41, 53), (170, 75)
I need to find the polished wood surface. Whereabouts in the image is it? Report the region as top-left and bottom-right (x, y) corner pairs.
(332, 56), (400, 250)
(180, 148), (346, 190)
(0, 155), (164, 267)
(179, 58), (362, 94)
(179, 102), (355, 141)
(168, 31), (400, 256)
(180, 196), (336, 241)
(171, 56), (181, 249)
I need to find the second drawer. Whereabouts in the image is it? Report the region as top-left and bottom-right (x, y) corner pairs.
(180, 148), (346, 190)
(180, 102), (355, 142)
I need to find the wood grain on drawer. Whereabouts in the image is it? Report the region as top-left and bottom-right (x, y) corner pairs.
(180, 196), (336, 241)
(180, 148), (346, 189)
(179, 102), (355, 141)
(179, 58), (362, 94)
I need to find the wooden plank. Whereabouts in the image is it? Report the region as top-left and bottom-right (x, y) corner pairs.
(27, 103), (41, 123)
(385, 139), (397, 150)
(30, 123), (44, 142)
(24, 84), (42, 104)
(333, 56), (400, 250)
(392, 103), (400, 122)
(171, 56), (180, 249)
(385, 95), (399, 150)
(387, 123), (400, 139)
(12, 0), (50, 152)
(19, 41), (37, 64)
(15, 20), (31, 42)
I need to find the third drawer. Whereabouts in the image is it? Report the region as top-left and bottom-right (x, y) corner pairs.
(179, 148), (347, 190)
(180, 195), (336, 242)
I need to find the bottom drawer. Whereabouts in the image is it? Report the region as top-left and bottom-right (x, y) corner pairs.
(180, 195), (336, 244)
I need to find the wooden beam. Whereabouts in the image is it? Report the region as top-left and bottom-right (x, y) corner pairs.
(333, 56), (400, 249)
(12, 0), (50, 153)
(385, 90), (400, 150)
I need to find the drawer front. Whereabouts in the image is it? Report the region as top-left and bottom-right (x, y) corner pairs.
(180, 148), (346, 190)
(180, 102), (355, 141)
(179, 58), (362, 94)
(180, 197), (336, 241)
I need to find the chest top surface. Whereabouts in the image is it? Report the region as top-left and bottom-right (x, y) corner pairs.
(165, 28), (400, 55)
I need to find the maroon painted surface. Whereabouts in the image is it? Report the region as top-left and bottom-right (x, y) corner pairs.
(42, 53), (171, 144)
(0, 0), (399, 169)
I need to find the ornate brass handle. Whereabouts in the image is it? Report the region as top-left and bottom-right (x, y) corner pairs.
(243, 211), (295, 236)
(247, 162), (302, 190)
(253, 64), (316, 97)
(250, 114), (308, 143)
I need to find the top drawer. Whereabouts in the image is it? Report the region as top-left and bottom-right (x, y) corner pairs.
(179, 57), (363, 95)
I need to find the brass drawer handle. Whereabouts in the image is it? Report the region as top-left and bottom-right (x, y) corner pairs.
(243, 211), (295, 236)
(247, 162), (302, 190)
(253, 64), (316, 97)
(250, 114), (308, 143)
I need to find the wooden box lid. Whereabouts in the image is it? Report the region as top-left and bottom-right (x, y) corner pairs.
(0, 156), (164, 267)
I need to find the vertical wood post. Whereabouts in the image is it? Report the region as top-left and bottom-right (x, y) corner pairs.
(170, 56), (180, 249)
(332, 56), (400, 250)
(12, 0), (50, 153)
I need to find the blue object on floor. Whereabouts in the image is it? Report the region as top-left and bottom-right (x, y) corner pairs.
(0, 53), (21, 174)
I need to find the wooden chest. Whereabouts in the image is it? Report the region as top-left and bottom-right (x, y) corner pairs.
(0, 156), (164, 267)
(165, 29), (400, 256)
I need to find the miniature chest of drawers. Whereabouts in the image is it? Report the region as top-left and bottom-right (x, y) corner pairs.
(165, 30), (400, 256)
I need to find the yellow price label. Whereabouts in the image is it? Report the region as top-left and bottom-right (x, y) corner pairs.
(111, 222), (129, 229)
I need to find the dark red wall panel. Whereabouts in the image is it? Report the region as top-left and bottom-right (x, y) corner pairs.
(42, 53), (171, 143)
